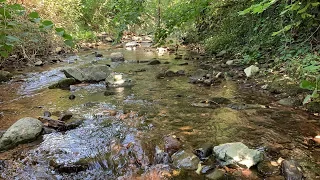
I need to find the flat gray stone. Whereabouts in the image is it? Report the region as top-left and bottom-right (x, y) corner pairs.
(62, 65), (111, 82)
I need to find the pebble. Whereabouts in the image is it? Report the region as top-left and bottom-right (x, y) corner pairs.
(43, 111), (51, 117)
(69, 94), (76, 100)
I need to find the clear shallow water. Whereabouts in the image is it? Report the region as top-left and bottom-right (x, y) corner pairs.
(0, 46), (320, 179)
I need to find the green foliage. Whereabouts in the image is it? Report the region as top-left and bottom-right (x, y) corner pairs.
(239, 0), (320, 37)
(0, 0), (74, 59)
(300, 78), (320, 104)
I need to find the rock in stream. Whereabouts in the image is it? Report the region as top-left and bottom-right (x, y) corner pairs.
(62, 65), (111, 82)
(0, 117), (43, 151)
(213, 142), (262, 168)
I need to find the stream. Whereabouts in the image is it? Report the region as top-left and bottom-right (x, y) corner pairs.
(0, 44), (320, 179)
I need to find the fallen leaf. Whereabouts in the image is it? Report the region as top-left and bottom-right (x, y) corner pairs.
(277, 157), (285, 164)
(270, 161), (278, 166)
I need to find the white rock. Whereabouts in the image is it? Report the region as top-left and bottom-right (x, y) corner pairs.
(34, 60), (44, 66)
(125, 41), (139, 47)
(244, 65), (259, 77)
(261, 84), (268, 90)
(55, 47), (63, 53)
(213, 142), (262, 168)
(132, 36), (142, 41)
(226, 60), (234, 65)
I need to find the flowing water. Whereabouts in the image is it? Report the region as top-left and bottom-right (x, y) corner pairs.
(0, 45), (320, 179)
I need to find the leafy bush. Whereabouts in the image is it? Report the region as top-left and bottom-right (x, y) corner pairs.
(0, 0), (73, 64)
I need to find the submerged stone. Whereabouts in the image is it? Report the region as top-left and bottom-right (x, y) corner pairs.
(0, 70), (12, 82)
(0, 117), (43, 151)
(110, 52), (125, 62)
(148, 60), (161, 65)
(164, 135), (181, 155)
(194, 144), (213, 160)
(48, 78), (77, 90)
(281, 160), (304, 180)
(171, 150), (200, 170)
(213, 142), (262, 168)
(206, 169), (226, 180)
(257, 160), (280, 177)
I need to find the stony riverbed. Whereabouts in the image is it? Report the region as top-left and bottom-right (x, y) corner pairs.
(0, 44), (319, 179)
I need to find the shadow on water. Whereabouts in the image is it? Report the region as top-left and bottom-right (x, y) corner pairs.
(0, 45), (320, 179)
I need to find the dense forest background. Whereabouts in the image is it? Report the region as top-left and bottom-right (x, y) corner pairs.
(0, 0), (319, 83)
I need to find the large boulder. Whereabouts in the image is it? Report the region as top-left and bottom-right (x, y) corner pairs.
(213, 142), (262, 168)
(62, 65), (111, 82)
(110, 52), (125, 62)
(171, 150), (200, 170)
(0, 70), (13, 82)
(0, 117), (43, 151)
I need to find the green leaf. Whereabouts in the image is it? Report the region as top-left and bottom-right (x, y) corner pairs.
(300, 80), (316, 90)
(31, 38), (39, 43)
(3, 44), (13, 51)
(7, 21), (18, 26)
(62, 33), (73, 40)
(272, 24), (292, 36)
(40, 20), (54, 29)
(55, 28), (65, 32)
(0, 51), (8, 58)
(28, 11), (40, 19)
(298, 3), (310, 14)
(311, 89), (319, 98)
(0, 7), (12, 18)
(8, 4), (24, 10)
(64, 40), (75, 47)
(303, 95), (312, 105)
(6, 35), (20, 42)
(303, 64), (320, 73)
(0, 0), (7, 2)
(55, 28), (65, 36)
(41, 20), (54, 26)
